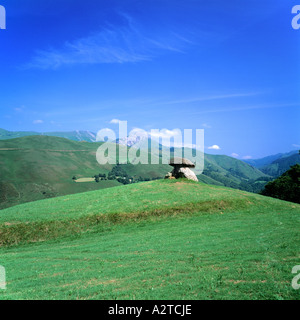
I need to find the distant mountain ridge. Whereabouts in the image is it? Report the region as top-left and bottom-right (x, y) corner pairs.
(116, 130), (148, 147)
(243, 150), (300, 177)
(260, 152), (300, 177)
(0, 128), (97, 142)
(243, 150), (298, 168)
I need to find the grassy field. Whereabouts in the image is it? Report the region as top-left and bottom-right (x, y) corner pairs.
(0, 179), (299, 300)
(75, 178), (96, 183)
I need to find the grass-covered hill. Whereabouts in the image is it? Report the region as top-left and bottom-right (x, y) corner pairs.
(0, 179), (299, 300)
(0, 135), (170, 209)
(202, 154), (270, 191)
(0, 135), (120, 209)
(261, 164), (300, 204)
(0, 135), (269, 209)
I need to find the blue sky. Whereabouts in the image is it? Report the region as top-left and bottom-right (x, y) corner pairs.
(0, 0), (299, 159)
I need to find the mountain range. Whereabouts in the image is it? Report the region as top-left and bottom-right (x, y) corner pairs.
(0, 128), (97, 142)
(243, 150), (299, 177)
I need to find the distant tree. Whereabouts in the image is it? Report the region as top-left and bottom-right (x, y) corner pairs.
(260, 164), (300, 204)
(116, 177), (131, 185)
(72, 176), (77, 181)
(123, 178), (131, 185)
(108, 165), (128, 179)
(94, 175), (100, 183)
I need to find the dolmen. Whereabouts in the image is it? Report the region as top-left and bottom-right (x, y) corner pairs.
(165, 157), (198, 182)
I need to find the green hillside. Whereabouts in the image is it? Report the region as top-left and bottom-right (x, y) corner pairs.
(0, 136), (171, 209)
(202, 154), (271, 192)
(0, 136), (121, 209)
(261, 164), (300, 204)
(0, 180), (299, 300)
(204, 154), (268, 181)
(0, 135), (269, 209)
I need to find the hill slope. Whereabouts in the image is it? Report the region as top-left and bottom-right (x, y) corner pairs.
(0, 135), (171, 209)
(0, 135), (120, 209)
(261, 164), (300, 203)
(0, 180), (299, 300)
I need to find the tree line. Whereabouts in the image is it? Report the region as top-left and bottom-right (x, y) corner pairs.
(93, 164), (161, 185)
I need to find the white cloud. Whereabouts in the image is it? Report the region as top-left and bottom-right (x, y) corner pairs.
(231, 153), (239, 158)
(124, 128), (182, 142)
(149, 128), (182, 139)
(208, 145), (221, 150)
(202, 123), (211, 129)
(292, 144), (300, 148)
(26, 14), (190, 70)
(110, 119), (122, 124)
(242, 155), (252, 160)
(149, 129), (183, 148)
(33, 120), (44, 124)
